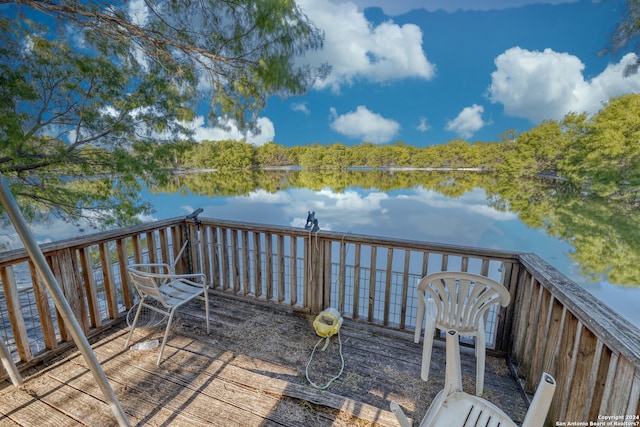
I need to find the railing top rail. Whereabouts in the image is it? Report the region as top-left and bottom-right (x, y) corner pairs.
(196, 217), (523, 261)
(519, 252), (640, 367)
(0, 217), (185, 266)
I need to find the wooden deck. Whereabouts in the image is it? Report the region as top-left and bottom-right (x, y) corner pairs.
(0, 293), (530, 427)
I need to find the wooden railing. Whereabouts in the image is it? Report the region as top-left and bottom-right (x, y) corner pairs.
(0, 216), (638, 425)
(511, 254), (640, 424)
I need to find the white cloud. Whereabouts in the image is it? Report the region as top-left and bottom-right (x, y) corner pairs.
(245, 190), (293, 204)
(291, 102), (310, 115)
(417, 116), (431, 132)
(288, 188), (390, 230)
(297, 0), (435, 92)
(327, 0), (576, 16)
(127, 0), (149, 25)
(445, 104), (486, 139)
(329, 105), (400, 144)
(489, 48), (640, 123)
(408, 187), (517, 221)
(186, 116), (275, 146)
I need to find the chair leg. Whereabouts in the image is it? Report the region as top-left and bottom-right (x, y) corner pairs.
(444, 330), (463, 395)
(476, 321), (486, 396)
(420, 299), (438, 381)
(124, 302), (145, 349)
(414, 291), (426, 343)
(421, 315), (436, 381)
(157, 309), (177, 365)
(390, 401), (412, 427)
(521, 373), (556, 427)
(204, 288), (210, 334)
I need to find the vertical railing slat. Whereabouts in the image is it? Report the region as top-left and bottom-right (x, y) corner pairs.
(277, 235), (285, 303)
(171, 225), (186, 274)
(209, 227), (220, 289)
(219, 228), (230, 291)
(99, 243), (118, 320)
(559, 321), (583, 421)
(383, 248), (393, 326)
(352, 244), (361, 319)
(0, 266), (33, 361)
(158, 228), (170, 266)
(460, 256), (469, 272)
(540, 297), (563, 376)
(322, 240), (332, 309)
(400, 250), (410, 329)
(231, 229), (240, 294)
(583, 339), (605, 421)
(626, 373), (640, 423)
(530, 289), (553, 384)
(253, 232), (262, 297)
(289, 237), (297, 306)
(28, 261), (56, 350)
(565, 325), (600, 421)
(79, 248), (101, 329)
(265, 233), (273, 300)
(521, 279), (544, 379)
(200, 226), (212, 284)
(440, 254), (448, 271)
(604, 356), (636, 417)
(367, 245), (377, 323)
(480, 259), (490, 276)
(145, 231), (158, 264)
(338, 239), (346, 314)
(115, 238), (133, 309)
(242, 230), (251, 296)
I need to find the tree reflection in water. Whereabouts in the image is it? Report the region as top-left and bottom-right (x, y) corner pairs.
(2, 169), (638, 326)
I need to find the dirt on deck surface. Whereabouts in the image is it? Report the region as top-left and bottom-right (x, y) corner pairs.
(1, 292), (529, 426)
(171, 292), (529, 425)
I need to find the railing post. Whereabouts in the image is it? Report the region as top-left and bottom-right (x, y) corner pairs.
(305, 232), (325, 314)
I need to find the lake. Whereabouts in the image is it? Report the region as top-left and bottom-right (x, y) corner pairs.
(2, 169), (639, 328)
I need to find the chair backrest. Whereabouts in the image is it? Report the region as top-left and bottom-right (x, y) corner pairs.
(417, 272), (510, 334)
(127, 264), (172, 307)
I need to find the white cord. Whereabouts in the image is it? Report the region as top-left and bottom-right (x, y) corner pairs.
(305, 332), (345, 390)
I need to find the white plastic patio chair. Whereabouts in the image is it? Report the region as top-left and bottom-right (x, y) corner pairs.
(414, 272), (510, 395)
(125, 263), (210, 365)
(392, 329), (556, 427)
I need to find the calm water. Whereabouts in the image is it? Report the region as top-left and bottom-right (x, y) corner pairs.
(2, 170), (639, 328)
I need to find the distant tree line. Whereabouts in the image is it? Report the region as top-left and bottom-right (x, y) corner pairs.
(179, 93), (640, 204)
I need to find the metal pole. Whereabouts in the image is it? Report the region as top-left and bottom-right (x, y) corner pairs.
(0, 172), (130, 427)
(0, 338), (22, 386)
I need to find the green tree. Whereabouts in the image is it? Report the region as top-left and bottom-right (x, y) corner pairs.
(1, 1), (324, 225)
(184, 140), (255, 170)
(561, 94), (640, 201)
(0, 21), (190, 226)
(255, 142), (291, 167)
(6, 0), (326, 131)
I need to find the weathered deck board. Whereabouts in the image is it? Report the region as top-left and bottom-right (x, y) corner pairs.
(0, 293), (529, 426)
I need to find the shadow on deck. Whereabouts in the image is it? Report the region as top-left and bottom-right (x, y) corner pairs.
(0, 293), (529, 426)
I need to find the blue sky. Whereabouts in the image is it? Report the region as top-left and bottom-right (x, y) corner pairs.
(6, 0), (639, 147)
(188, 0), (640, 147)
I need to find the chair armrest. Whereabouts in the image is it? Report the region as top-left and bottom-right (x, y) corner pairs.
(168, 273), (207, 284)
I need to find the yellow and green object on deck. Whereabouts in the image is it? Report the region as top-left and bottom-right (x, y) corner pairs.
(313, 308), (343, 338)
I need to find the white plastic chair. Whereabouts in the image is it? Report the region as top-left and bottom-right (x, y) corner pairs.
(125, 263), (210, 365)
(392, 330), (556, 427)
(414, 272), (510, 395)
